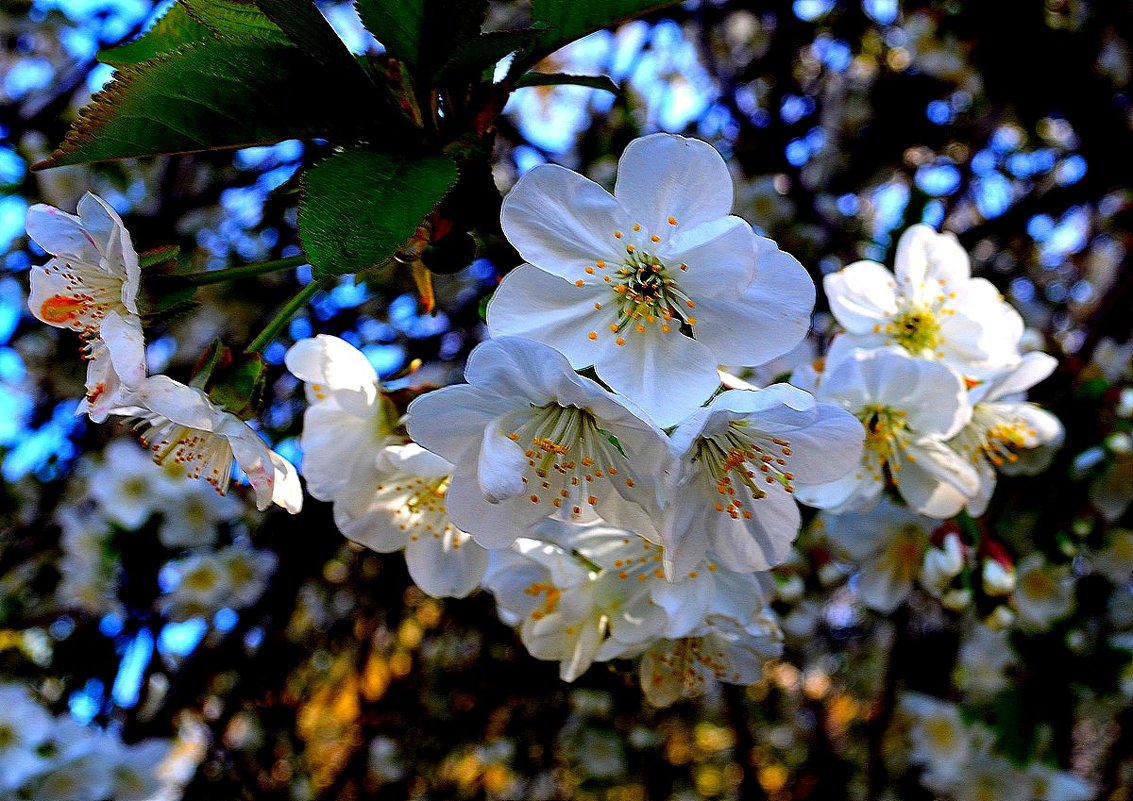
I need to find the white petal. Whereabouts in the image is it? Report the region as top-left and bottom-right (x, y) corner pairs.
(708, 484), (799, 573)
(896, 440), (978, 517)
(501, 163), (628, 282)
(299, 404), (381, 501)
(824, 261), (898, 333)
(660, 216), (756, 299)
(444, 471), (546, 548)
(25, 202), (100, 263)
(692, 238), (814, 365)
(134, 375), (217, 430)
(486, 264), (614, 368)
(894, 224), (970, 290)
(405, 529), (488, 598)
(285, 335), (379, 414)
(594, 328), (720, 428)
(477, 416), (529, 502)
(268, 450), (303, 513)
(99, 309), (147, 389)
(613, 133), (734, 234)
(406, 384), (512, 463)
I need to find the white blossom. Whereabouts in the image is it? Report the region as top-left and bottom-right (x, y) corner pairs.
(488, 133), (814, 426)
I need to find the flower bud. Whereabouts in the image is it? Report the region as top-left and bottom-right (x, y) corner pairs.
(921, 532), (965, 594)
(982, 558), (1016, 596)
(774, 573), (806, 603)
(984, 605), (1015, 630)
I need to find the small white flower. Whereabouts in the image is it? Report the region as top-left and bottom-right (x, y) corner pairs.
(797, 346), (979, 518)
(821, 498), (936, 613)
(0, 684), (54, 792)
(1012, 554), (1074, 630)
(406, 337), (670, 547)
(954, 624), (1016, 700)
(1092, 527), (1133, 584)
(1025, 763), (1094, 801)
(111, 375), (302, 513)
(661, 384), (863, 577)
(824, 224), (1023, 377)
(335, 444), (488, 599)
(162, 551), (232, 619)
(950, 352), (1064, 515)
(901, 693), (972, 776)
(105, 739), (174, 801)
(981, 557), (1016, 596)
(87, 438), (177, 530)
(220, 544), (277, 609)
(488, 133), (814, 426)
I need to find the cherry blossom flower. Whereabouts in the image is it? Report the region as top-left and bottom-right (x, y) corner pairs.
(334, 444), (488, 599)
(820, 498), (936, 613)
(797, 346), (979, 518)
(25, 194), (148, 421)
(0, 684), (54, 792)
(661, 383), (863, 577)
(26, 192), (141, 339)
(110, 375), (302, 513)
(405, 337), (670, 547)
(488, 133), (814, 426)
(949, 351), (1063, 515)
(823, 224), (1023, 378)
(1012, 554), (1074, 630)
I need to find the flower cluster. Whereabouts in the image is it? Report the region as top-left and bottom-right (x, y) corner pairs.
(0, 681), (180, 801)
(288, 134), (865, 704)
(25, 195), (302, 513)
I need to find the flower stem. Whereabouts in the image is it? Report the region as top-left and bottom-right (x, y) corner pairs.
(181, 255), (308, 286)
(245, 277), (330, 354)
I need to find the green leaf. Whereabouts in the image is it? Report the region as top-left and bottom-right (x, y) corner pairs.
(299, 149), (458, 279)
(356, 0), (485, 75)
(530, 0), (681, 59)
(99, 0), (288, 65)
(99, 5), (212, 66)
(435, 28), (546, 81)
(254, 0), (374, 80)
(513, 71), (619, 93)
(36, 37), (385, 168)
(355, 0), (425, 68)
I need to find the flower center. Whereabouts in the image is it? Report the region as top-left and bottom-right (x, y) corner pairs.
(524, 581), (562, 621)
(965, 405), (1038, 468)
(132, 416), (234, 494)
(875, 279), (957, 357)
(693, 422), (794, 520)
(506, 404), (639, 519)
(857, 405), (911, 480)
(38, 258), (126, 336)
(1020, 567), (1055, 599)
(398, 477), (461, 545)
(584, 220), (698, 346)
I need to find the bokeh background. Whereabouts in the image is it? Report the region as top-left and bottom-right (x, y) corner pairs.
(1, 1), (1132, 799)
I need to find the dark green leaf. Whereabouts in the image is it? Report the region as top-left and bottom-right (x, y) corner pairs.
(254, 0), (374, 81)
(530, 0), (681, 60)
(356, 0), (485, 75)
(138, 245), (180, 269)
(299, 149), (458, 279)
(355, 0), (425, 68)
(36, 37), (385, 169)
(99, 0), (288, 65)
(513, 71), (619, 93)
(435, 28), (546, 81)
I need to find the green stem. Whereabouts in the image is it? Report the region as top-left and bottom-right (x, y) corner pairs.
(245, 277), (330, 354)
(182, 255), (308, 286)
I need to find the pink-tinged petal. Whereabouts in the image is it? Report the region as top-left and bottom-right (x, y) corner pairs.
(691, 238), (814, 365)
(79, 194), (141, 313)
(824, 261), (898, 333)
(28, 262), (94, 332)
(486, 265), (614, 368)
(405, 529), (488, 598)
(614, 133), (734, 234)
(594, 328), (719, 428)
(406, 384), (512, 463)
(268, 450), (303, 513)
(25, 203), (100, 263)
(477, 417), (529, 502)
(659, 216), (756, 298)
(501, 164), (629, 282)
(220, 419), (275, 511)
(893, 224), (970, 291)
(99, 310), (147, 389)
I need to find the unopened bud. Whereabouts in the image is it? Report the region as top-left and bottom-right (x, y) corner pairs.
(921, 532), (965, 593)
(775, 573), (805, 603)
(982, 558), (1016, 596)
